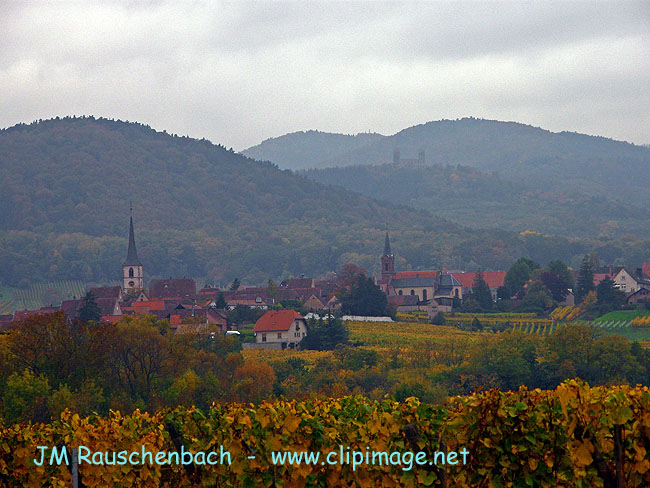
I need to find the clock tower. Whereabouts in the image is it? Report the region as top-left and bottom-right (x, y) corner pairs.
(123, 210), (144, 294)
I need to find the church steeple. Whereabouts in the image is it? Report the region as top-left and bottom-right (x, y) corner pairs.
(380, 230), (395, 284)
(122, 209), (144, 294)
(383, 230), (392, 257)
(124, 214), (142, 266)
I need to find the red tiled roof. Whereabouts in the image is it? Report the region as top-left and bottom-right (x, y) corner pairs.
(131, 300), (166, 312)
(60, 299), (84, 318)
(392, 271), (438, 279)
(254, 310), (303, 332)
(95, 298), (120, 316)
(197, 288), (220, 297)
(285, 278), (314, 289)
(149, 278), (196, 299)
(451, 272), (506, 289)
(593, 273), (614, 286)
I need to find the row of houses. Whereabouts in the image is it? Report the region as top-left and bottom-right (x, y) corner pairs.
(0, 280), (229, 332)
(197, 277), (341, 311)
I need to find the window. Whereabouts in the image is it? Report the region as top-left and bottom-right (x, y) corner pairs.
(398, 290), (403, 296)
(296, 323), (300, 331)
(129, 267), (134, 278)
(410, 290), (415, 295)
(385, 263), (389, 271)
(422, 289), (427, 301)
(277, 333), (282, 339)
(262, 333), (266, 342)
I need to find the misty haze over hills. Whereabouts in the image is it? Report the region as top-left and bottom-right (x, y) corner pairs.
(243, 118), (650, 237)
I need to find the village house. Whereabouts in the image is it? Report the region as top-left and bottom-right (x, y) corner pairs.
(627, 287), (650, 305)
(250, 309), (307, 350)
(612, 267), (650, 293)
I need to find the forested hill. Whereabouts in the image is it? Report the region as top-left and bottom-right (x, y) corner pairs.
(304, 163), (650, 239)
(0, 117), (514, 286)
(241, 130), (384, 170)
(2, 117), (649, 289)
(244, 118), (650, 206)
(0, 117), (394, 237)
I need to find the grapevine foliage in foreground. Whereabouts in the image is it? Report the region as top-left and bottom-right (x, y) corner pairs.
(1, 380), (649, 487)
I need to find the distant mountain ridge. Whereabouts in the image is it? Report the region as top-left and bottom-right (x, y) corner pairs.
(245, 118), (650, 236)
(241, 129), (384, 170)
(244, 118), (650, 201)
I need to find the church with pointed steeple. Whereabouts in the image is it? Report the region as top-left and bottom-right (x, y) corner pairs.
(123, 211), (144, 294)
(380, 231), (395, 285)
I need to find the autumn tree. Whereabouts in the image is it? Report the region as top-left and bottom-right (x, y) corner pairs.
(337, 263), (367, 291)
(233, 359), (275, 403)
(105, 316), (169, 407)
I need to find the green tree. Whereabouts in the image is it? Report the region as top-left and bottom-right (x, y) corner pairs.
(596, 276), (626, 314)
(504, 258), (540, 297)
(266, 279), (279, 302)
(2, 369), (51, 423)
(78, 291), (101, 322)
(548, 259), (574, 288)
(229, 278), (241, 291)
(519, 279), (554, 313)
(542, 323), (600, 385)
(471, 271), (493, 311)
(468, 331), (540, 390)
(301, 316), (349, 351)
(215, 292), (227, 309)
(339, 275), (389, 316)
(575, 254), (595, 303)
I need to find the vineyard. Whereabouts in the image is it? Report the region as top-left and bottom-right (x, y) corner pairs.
(2, 280), (90, 313)
(1, 280), (126, 314)
(1, 380), (649, 487)
(347, 320), (476, 346)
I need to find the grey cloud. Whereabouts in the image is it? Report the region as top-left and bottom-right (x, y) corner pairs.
(0, 1), (648, 149)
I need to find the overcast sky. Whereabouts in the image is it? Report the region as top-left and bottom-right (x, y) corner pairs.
(1, 1), (648, 150)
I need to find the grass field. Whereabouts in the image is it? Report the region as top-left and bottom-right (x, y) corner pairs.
(594, 309), (650, 322)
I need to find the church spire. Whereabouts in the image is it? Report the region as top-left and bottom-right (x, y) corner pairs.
(383, 230), (392, 257)
(380, 230), (395, 284)
(124, 212), (142, 266)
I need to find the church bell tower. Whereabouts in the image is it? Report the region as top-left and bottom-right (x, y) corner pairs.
(380, 231), (395, 285)
(123, 210), (144, 294)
